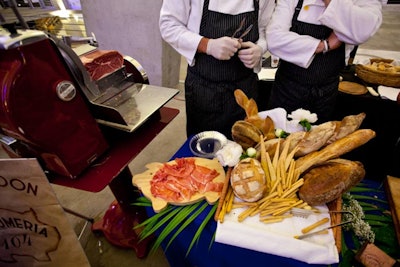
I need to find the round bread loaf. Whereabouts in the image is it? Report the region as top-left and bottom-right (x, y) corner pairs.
(299, 158), (365, 205)
(230, 158), (266, 202)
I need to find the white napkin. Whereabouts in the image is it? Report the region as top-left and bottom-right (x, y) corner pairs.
(258, 108), (304, 133)
(215, 203), (339, 264)
(378, 85), (400, 101)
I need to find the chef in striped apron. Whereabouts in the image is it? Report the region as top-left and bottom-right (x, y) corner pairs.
(160, 0), (275, 138)
(266, 0), (382, 123)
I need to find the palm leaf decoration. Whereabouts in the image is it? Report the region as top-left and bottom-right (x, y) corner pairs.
(339, 180), (400, 266)
(132, 197), (217, 256)
(186, 203), (217, 257)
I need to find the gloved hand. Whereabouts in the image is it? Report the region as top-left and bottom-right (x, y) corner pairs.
(206, 37), (240, 60)
(238, 41), (263, 69)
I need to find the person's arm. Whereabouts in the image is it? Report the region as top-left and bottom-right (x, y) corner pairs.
(159, 0), (203, 66)
(319, 0), (382, 45)
(199, 36), (241, 60)
(267, 0), (321, 68)
(314, 32), (342, 54)
(238, 0), (276, 71)
(322, 0), (332, 6)
(197, 37), (209, 53)
(160, 0), (241, 63)
(257, 0), (276, 55)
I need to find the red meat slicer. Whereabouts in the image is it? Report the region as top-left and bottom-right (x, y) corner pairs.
(0, 26), (178, 178)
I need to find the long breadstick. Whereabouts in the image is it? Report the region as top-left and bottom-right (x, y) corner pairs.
(259, 135), (271, 190)
(226, 187), (235, 213)
(214, 167), (233, 221)
(301, 217), (330, 234)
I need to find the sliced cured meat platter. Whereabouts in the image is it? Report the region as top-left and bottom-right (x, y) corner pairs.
(132, 157), (226, 212)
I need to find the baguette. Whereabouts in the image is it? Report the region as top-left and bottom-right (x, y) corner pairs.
(326, 113), (366, 144)
(256, 113), (365, 159)
(295, 129), (376, 174)
(295, 121), (336, 157)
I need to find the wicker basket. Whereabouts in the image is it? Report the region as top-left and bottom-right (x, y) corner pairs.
(355, 59), (400, 88)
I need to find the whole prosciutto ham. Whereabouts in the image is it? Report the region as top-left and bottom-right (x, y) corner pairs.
(80, 49), (124, 81)
(150, 158), (223, 203)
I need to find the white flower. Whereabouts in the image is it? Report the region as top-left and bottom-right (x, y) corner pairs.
(216, 140), (243, 167)
(288, 108), (318, 123)
(287, 109), (318, 131)
(286, 120), (305, 132)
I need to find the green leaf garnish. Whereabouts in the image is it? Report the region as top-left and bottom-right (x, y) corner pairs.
(164, 201), (207, 250)
(148, 206), (192, 255)
(299, 119), (312, 131)
(138, 205), (182, 242)
(186, 203), (217, 256)
(132, 198), (217, 257)
(350, 195), (387, 204)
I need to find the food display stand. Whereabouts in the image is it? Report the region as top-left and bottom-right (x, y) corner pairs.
(152, 138), (339, 267)
(145, 52), (400, 266)
(148, 136), (398, 267)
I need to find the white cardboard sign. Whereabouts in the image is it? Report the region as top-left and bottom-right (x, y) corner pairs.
(0, 158), (90, 267)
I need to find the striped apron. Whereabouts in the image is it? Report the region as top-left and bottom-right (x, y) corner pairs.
(185, 0), (259, 138)
(268, 0), (345, 123)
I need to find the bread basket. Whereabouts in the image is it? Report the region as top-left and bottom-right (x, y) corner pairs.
(355, 58), (400, 88)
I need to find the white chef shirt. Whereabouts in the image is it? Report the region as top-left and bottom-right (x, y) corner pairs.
(159, 0), (276, 70)
(266, 0), (382, 68)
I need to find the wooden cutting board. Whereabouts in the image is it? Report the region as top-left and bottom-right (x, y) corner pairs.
(132, 157), (225, 213)
(338, 81), (368, 95)
(384, 176), (400, 245)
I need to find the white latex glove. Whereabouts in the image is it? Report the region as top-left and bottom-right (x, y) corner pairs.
(238, 41), (263, 69)
(206, 37), (240, 60)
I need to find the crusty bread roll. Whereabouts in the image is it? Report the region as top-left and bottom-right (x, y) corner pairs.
(299, 158), (365, 205)
(234, 89), (275, 141)
(230, 158), (266, 202)
(231, 120), (262, 149)
(295, 129), (376, 174)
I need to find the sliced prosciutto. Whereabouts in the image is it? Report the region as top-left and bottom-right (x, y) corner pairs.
(150, 158), (223, 203)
